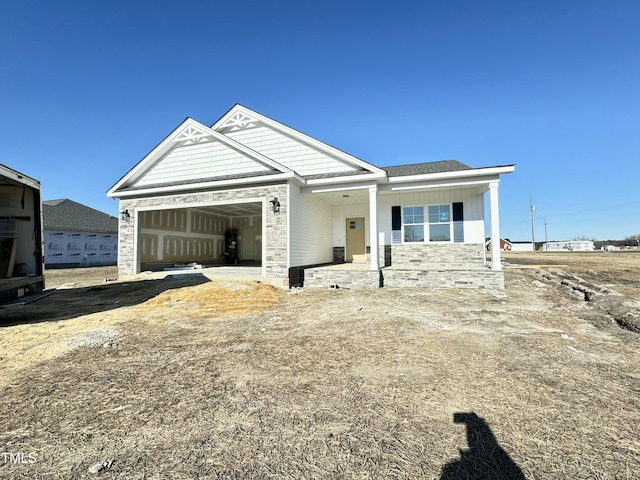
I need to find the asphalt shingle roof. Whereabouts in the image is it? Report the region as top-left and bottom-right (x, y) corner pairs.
(381, 160), (471, 177)
(43, 199), (118, 232)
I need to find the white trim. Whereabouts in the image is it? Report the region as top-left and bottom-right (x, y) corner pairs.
(385, 165), (515, 185)
(286, 183), (291, 269)
(261, 198), (267, 277)
(380, 175), (503, 193)
(109, 172), (300, 198)
(301, 181), (379, 195)
(489, 182), (502, 271)
(369, 185), (379, 270)
(132, 209), (139, 273)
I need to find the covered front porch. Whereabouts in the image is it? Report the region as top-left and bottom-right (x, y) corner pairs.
(298, 165), (509, 289)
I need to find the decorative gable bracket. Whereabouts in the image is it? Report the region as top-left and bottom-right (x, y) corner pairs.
(217, 111), (260, 132)
(174, 125), (214, 145)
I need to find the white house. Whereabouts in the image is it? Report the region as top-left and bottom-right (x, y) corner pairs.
(107, 105), (514, 289)
(545, 240), (595, 252)
(509, 242), (535, 252)
(485, 238), (513, 251)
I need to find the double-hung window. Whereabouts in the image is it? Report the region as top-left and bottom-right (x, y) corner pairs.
(428, 205), (451, 242)
(393, 203), (460, 244)
(402, 206), (424, 242)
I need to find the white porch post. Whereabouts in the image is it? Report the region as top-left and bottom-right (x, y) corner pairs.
(369, 185), (380, 270)
(489, 181), (502, 271)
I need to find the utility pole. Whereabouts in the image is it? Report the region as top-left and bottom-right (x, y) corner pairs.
(544, 217), (548, 252)
(530, 199), (536, 254)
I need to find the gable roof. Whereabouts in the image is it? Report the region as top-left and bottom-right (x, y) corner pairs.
(108, 105), (514, 198)
(213, 105), (385, 176)
(108, 117), (298, 196)
(43, 199), (118, 233)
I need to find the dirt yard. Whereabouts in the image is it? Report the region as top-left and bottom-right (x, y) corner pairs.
(0, 253), (638, 479)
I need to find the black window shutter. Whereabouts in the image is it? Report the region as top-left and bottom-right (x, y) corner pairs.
(391, 206), (401, 230)
(453, 202), (464, 243)
(453, 202), (464, 222)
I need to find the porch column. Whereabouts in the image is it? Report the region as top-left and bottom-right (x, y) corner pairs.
(489, 181), (502, 271)
(369, 185), (380, 270)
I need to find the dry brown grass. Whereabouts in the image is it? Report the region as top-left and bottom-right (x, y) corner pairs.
(0, 254), (639, 479)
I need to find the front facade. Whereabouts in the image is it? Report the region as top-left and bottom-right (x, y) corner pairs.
(107, 105), (514, 288)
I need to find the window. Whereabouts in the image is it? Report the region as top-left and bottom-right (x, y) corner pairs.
(428, 205), (451, 241)
(403, 206), (424, 242)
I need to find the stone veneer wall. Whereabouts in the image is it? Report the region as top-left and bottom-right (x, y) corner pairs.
(390, 243), (486, 267)
(304, 268), (382, 289)
(383, 243), (502, 289)
(382, 268), (504, 289)
(117, 184), (289, 286)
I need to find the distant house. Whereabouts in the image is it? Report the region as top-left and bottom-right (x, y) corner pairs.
(43, 199), (118, 267)
(544, 240), (594, 252)
(485, 238), (512, 251)
(509, 241), (535, 252)
(0, 164), (45, 304)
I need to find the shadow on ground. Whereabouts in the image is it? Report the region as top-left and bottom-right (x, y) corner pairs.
(0, 274), (210, 327)
(440, 412), (526, 480)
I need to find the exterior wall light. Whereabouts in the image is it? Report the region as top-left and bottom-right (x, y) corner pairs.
(270, 197), (281, 214)
(120, 209), (130, 222)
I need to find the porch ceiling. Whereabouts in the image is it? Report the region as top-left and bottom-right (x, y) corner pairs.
(311, 189), (371, 206)
(307, 182), (489, 206)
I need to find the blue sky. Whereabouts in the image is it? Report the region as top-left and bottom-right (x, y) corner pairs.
(1, 1), (638, 241)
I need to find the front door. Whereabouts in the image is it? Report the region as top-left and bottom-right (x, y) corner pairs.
(345, 217), (365, 262)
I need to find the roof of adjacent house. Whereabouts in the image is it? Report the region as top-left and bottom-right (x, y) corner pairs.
(381, 160), (471, 177)
(43, 199), (118, 233)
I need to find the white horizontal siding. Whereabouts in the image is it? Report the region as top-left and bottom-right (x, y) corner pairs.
(136, 140), (272, 187)
(289, 187), (333, 266)
(378, 189), (485, 244)
(227, 126), (358, 177)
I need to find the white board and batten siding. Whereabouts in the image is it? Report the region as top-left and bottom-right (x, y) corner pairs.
(329, 189), (485, 248)
(135, 140), (273, 187)
(288, 185), (333, 267)
(226, 126), (358, 177)
(378, 189), (485, 244)
(332, 203), (370, 247)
